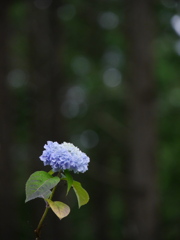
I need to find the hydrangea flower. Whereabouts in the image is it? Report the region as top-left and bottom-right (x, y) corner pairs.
(39, 141), (90, 173)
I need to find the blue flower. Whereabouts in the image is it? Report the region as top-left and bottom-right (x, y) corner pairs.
(39, 141), (90, 173)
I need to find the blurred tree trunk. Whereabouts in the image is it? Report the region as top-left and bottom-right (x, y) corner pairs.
(27, 1), (70, 239)
(28, 1), (67, 154)
(0, 1), (18, 239)
(92, 145), (112, 240)
(124, 1), (159, 240)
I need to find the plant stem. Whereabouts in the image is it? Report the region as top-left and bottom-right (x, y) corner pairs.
(34, 172), (61, 239)
(34, 204), (50, 239)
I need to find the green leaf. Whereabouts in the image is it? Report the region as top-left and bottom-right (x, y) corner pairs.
(48, 169), (55, 175)
(64, 170), (73, 195)
(72, 181), (89, 208)
(25, 171), (60, 203)
(46, 199), (70, 220)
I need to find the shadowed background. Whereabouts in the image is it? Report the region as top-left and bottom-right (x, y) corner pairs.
(1, 0), (180, 240)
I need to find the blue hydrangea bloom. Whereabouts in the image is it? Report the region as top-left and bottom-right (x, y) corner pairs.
(39, 141), (90, 173)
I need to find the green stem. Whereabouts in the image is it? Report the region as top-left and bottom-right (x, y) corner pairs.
(34, 172), (61, 239)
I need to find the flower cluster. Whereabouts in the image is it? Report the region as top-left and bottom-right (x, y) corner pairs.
(39, 141), (90, 173)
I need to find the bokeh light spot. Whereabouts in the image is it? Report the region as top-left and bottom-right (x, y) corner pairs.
(80, 130), (99, 149)
(61, 100), (79, 118)
(103, 68), (121, 87)
(171, 15), (180, 36)
(67, 85), (86, 104)
(98, 11), (119, 30)
(7, 69), (28, 88)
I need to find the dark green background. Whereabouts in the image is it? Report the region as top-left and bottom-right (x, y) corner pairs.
(0, 0), (180, 239)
